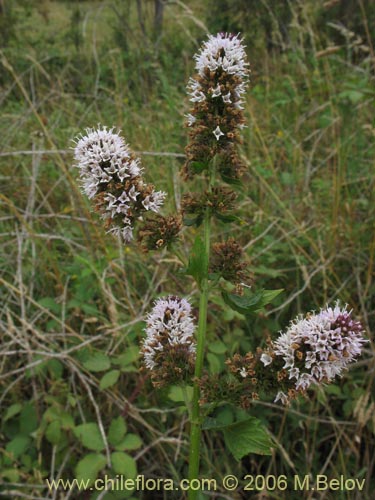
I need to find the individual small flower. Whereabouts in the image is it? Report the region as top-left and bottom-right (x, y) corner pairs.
(274, 391), (289, 405)
(142, 191), (166, 212)
(211, 84), (222, 97)
(141, 296), (196, 387)
(213, 126), (224, 141)
(260, 353), (273, 366)
(185, 113), (197, 127)
(222, 92), (232, 103)
(183, 33), (250, 180)
(73, 126), (166, 243)
(273, 303), (368, 395)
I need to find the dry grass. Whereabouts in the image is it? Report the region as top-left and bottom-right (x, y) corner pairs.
(0, 1), (374, 499)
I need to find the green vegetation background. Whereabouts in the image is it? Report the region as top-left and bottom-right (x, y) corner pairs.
(0, 0), (374, 498)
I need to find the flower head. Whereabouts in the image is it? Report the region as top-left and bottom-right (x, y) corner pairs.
(141, 296), (196, 386)
(273, 303), (367, 394)
(74, 126), (140, 198)
(183, 33), (249, 181)
(138, 215), (182, 252)
(194, 32), (249, 79)
(73, 126), (165, 242)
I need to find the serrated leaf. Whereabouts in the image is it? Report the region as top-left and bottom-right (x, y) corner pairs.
(222, 418), (274, 459)
(115, 434), (142, 451)
(73, 423), (105, 451)
(83, 353), (111, 372)
(108, 417), (127, 446)
(222, 288), (283, 316)
(185, 236), (206, 287)
(111, 452), (137, 478)
(76, 453), (106, 483)
(100, 370), (120, 390)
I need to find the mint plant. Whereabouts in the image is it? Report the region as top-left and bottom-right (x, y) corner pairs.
(73, 33), (368, 499)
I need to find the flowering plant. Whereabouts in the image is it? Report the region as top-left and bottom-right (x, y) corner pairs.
(73, 33), (368, 499)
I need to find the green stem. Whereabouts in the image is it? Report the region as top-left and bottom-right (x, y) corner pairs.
(188, 206), (210, 498)
(187, 154), (216, 497)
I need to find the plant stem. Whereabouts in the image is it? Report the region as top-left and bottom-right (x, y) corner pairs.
(187, 155), (216, 497)
(188, 202), (211, 499)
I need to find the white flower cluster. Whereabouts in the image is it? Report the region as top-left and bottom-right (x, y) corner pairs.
(186, 33), (249, 142)
(74, 126), (166, 242)
(74, 126), (140, 198)
(142, 296), (196, 370)
(194, 32), (249, 78)
(268, 304), (367, 403)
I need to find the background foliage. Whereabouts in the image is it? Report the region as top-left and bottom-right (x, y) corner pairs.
(0, 0), (374, 498)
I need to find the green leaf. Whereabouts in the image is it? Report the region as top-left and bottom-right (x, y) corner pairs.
(183, 214), (203, 227)
(3, 403), (22, 423)
(251, 265), (281, 278)
(73, 423), (105, 451)
(43, 407), (75, 429)
(108, 417), (127, 447)
(207, 353), (222, 374)
(338, 90), (363, 104)
(189, 160), (208, 173)
(100, 370), (120, 390)
(20, 403), (38, 435)
(208, 341), (227, 354)
(1, 469), (20, 482)
(168, 385), (194, 403)
(111, 452), (137, 478)
(222, 418), (274, 459)
(83, 353), (111, 372)
(259, 289), (284, 307)
(220, 174), (243, 186)
(38, 297), (61, 314)
(185, 236), (206, 287)
(222, 288), (283, 316)
(203, 406), (235, 430)
(76, 453), (106, 483)
(6, 436), (30, 459)
(114, 434), (142, 451)
(113, 347), (139, 368)
(215, 212), (240, 224)
(47, 359), (64, 379)
(45, 420), (62, 445)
